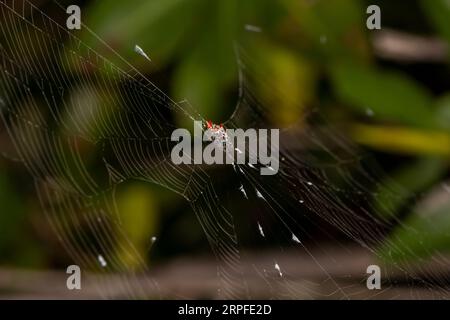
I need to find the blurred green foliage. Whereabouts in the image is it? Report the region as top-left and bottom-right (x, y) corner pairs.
(79, 0), (450, 265)
(1, 0), (450, 269)
(0, 171), (45, 267)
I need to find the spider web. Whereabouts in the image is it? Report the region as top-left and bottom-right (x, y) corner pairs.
(1, 0), (449, 299)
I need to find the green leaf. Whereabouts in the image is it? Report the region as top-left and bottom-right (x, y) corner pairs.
(421, 0), (450, 51)
(283, 0), (369, 61)
(374, 157), (447, 219)
(116, 183), (159, 268)
(172, 0), (239, 121)
(173, 54), (224, 121)
(240, 41), (317, 126)
(351, 124), (450, 155)
(435, 93), (450, 131)
(83, 0), (203, 67)
(331, 63), (437, 129)
(378, 187), (450, 264)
